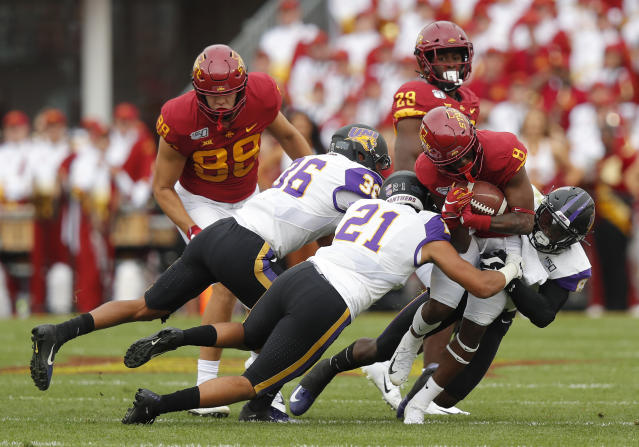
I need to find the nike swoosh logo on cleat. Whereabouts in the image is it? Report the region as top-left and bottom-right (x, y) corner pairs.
(151, 339), (160, 346)
(383, 376), (392, 394)
(289, 387), (303, 403)
(388, 358), (398, 375)
(47, 344), (56, 366)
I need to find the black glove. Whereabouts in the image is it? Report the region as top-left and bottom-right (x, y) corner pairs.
(479, 249), (507, 271)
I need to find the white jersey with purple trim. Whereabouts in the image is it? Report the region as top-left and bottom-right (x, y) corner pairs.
(310, 199), (450, 318)
(235, 153), (382, 259)
(530, 186), (591, 292)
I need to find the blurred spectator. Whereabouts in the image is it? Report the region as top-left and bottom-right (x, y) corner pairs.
(107, 102), (156, 210)
(258, 0), (319, 83)
(68, 120), (116, 313)
(0, 110), (32, 203)
(485, 74), (532, 133)
(466, 48), (509, 119)
(566, 83), (612, 184)
(334, 8), (381, 74)
(589, 113), (639, 313)
(519, 107), (579, 193)
(29, 109), (74, 314)
(393, 0), (437, 59)
(328, 0), (373, 33)
(0, 110), (33, 317)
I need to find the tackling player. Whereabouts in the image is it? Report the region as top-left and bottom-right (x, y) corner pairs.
(119, 171), (523, 425)
(290, 105), (535, 416)
(29, 123), (386, 419)
(289, 186), (593, 419)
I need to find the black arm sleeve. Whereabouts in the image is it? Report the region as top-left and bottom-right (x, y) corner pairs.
(508, 278), (569, 328)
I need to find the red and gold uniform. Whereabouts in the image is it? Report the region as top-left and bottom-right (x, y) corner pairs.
(156, 72), (282, 203)
(391, 80), (480, 130)
(416, 130), (527, 200)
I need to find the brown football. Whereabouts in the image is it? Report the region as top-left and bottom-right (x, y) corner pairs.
(455, 180), (509, 216)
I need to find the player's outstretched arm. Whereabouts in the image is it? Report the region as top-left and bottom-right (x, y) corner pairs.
(268, 112), (313, 159)
(152, 137), (195, 235)
(421, 240), (520, 298)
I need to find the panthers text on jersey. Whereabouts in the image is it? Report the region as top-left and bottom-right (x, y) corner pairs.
(310, 199), (450, 317)
(415, 129), (528, 200)
(156, 72), (282, 203)
(391, 80), (480, 131)
(235, 153), (383, 259)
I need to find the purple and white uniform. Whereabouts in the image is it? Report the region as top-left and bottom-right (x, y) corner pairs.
(310, 199), (450, 317)
(526, 186), (591, 292)
(235, 153), (382, 259)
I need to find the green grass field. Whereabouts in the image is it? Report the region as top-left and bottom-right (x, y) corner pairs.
(1, 311), (638, 446)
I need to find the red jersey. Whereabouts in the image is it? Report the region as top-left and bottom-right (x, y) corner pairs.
(156, 72), (282, 202)
(416, 130), (528, 199)
(391, 79), (480, 130)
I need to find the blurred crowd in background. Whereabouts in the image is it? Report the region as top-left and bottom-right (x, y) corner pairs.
(1, 0), (639, 318)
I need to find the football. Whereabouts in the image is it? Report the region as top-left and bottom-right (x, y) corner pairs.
(455, 180), (509, 216)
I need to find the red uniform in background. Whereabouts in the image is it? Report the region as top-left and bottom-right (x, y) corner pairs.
(392, 81), (480, 129)
(157, 72), (282, 203)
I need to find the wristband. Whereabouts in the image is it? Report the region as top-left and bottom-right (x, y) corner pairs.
(187, 224), (202, 240)
(461, 210), (492, 232)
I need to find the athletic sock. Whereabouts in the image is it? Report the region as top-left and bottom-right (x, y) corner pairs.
(182, 325), (217, 346)
(405, 363), (439, 402)
(55, 313), (95, 345)
(329, 342), (360, 373)
(159, 387), (200, 413)
(196, 359), (219, 386)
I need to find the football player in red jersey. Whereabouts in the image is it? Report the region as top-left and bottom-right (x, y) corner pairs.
(386, 20), (479, 403)
(152, 44), (312, 416)
(392, 20), (479, 172)
(385, 106), (535, 422)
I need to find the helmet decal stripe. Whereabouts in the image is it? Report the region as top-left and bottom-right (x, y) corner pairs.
(559, 191), (587, 222)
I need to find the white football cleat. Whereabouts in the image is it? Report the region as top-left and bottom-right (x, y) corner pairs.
(188, 406), (230, 417)
(361, 361), (402, 410)
(403, 397), (428, 424)
(388, 331), (422, 386)
(270, 391), (287, 414)
(425, 401), (470, 415)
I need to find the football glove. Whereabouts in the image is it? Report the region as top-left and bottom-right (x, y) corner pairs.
(442, 186), (473, 229)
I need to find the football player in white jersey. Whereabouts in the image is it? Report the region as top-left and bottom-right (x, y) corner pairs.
(288, 186), (594, 420)
(120, 171), (523, 425)
(30, 124), (388, 403)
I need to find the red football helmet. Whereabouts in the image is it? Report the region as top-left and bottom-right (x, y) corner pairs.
(192, 44), (248, 124)
(414, 21), (473, 91)
(419, 106), (483, 182)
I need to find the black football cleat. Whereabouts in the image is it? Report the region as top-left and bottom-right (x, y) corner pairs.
(122, 388), (162, 424)
(124, 327), (184, 368)
(238, 403), (291, 422)
(30, 324), (60, 391)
